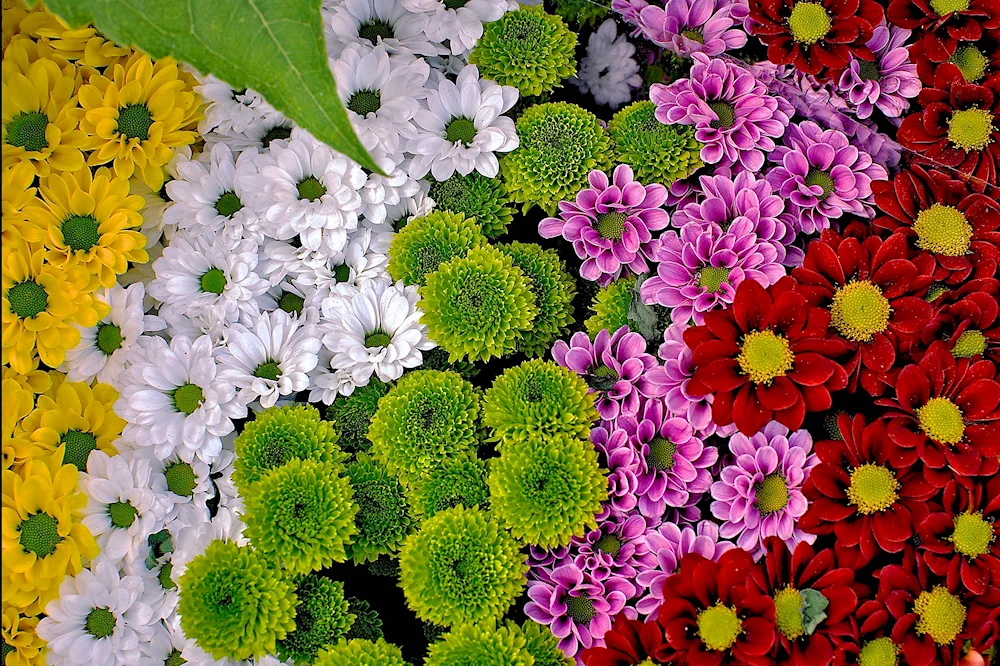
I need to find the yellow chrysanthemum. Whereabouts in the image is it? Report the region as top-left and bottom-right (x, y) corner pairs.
(11, 2), (129, 70)
(2, 55), (86, 177)
(2, 242), (107, 374)
(28, 166), (147, 291)
(2, 456), (97, 615)
(2, 362), (53, 396)
(1, 377), (33, 471)
(1, 605), (46, 666)
(2, 162), (44, 247)
(2, 0), (29, 52)
(79, 52), (201, 190)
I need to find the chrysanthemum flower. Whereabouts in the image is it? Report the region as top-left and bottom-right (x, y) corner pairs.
(572, 19), (643, 109)
(1, 162), (44, 247)
(589, 425), (643, 518)
(387, 210), (486, 287)
(837, 23), (921, 118)
(428, 171), (513, 239)
(500, 242), (577, 357)
(408, 454), (490, 521)
(887, 0), (1000, 63)
(607, 100), (705, 187)
(344, 454), (412, 564)
(1, 606), (46, 666)
(402, 0), (507, 56)
(636, 0), (749, 57)
(912, 289), (1000, 364)
(566, 513), (655, 588)
(425, 622), (533, 666)
(580, 613), (674, 666)
(326, 0), (439, 58)
(275, 574), (353, 664)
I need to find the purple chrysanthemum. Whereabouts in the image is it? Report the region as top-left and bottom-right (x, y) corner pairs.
(634, 521), (734, 618)
(611, 0), (651, 29)
(552, 327), (663, 421)
(639, 220), (785, 325)
(765, 121), (889, 235)
(539, 165), (669, 286)
(650, 52), (791, 171)
(837, 24), (920, 119)
(709, 421), (819, 560)
(525, 563), (631, 658)
(568, 513), (656, 585)
(590, 425), (642, 517)
(635, 0), (749, 57)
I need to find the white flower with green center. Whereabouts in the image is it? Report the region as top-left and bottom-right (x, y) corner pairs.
(128, 147), (192, 246)
(136, 449), (215, 525)
(168, 505), (247, 585)
(409, 64), (520, 180)
(402, 0), (507, 55)
(123, 537), (180, 623)
(37, 560), (154, 666)
(308, 349), (363, 404)
(195, 74), (283, 136)
(572, 19), (643, 109)
(327, 0), (441, 58)
(359, 149), (423, 226)
(295, 228), (391, 306)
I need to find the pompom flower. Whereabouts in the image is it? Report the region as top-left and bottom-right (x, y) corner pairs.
(387, 209), (486, 287)
(501, 241), (578, 358)
(276, 575), (353, 665)
(428, 172), (514, 239)
(408, 454), (490, 521)
(344, 454), (413, 564)
(425, 623), (533, 666)
(315, 638), (408, 666)
(608, 101), (704, 189)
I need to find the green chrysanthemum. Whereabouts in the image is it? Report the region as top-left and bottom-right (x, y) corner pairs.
(428, 173), (514, 239)
(368, 370), (481, 482)
(488, 433), (608, 548)
(469, 6), (577, 97)
(419, 245), (539, 362)
(551, 0), (609, 25)
(345, 597), (384, 642)
(367, 555), (400, 577)
(243, 459), (359, 575)
(344, 454), (413, 563)
(387, 210), (486, 286)
(425, 623), (533, 666)
(178, 540), (297, 661)
(501, 102), (613, 214)
(277, 575), (355, 665)
(408, 455), (490, 520)
(315, 638), (409, 666)
(483, 359), (596, 444)
(233, 404), (345, 491)
(499, 242), (577, 357)
(324, 378), (390, 455)
(417, 347), (480, 380)
(608, 101), (704, 186)
(585, 277), (636, 337)
(520, 620), (574, 666)
(399, 506), (526, 628)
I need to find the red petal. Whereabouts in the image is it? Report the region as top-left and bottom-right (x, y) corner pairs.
(757, 376), (799, 411)
(889, 297), (933, 333)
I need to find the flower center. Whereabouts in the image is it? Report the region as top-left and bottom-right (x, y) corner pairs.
(164, 648), (185, 666)
(697, 602), (741, 651)
(951, 329), (986, 358)
(913, 586), (966, 645)
(947, 108), (994, 152)
(565, 594), (596, 622)
(587, 365), (620, 391)
(365, 330), (392, 348)
(948, 46), (988, 82)
(846, 464), (899, 514)
(596, 534), (623, 556)
(171, 383), (205, 415)
(1, 640), (13, 662)
(445, 0), (470, 7)
(107, 500), (138, 529)
(159, 562), (177, 591)
(61, 214), (100, 252)
(85, 607), (117, 639)
(647, 437), (677, 471)
(96, 323), (123, 355)
(681, 28), (705, 43)
(445, 117), (477, 144)
(254, 360), (281, 381)
(165, 461), (197, 497)
(699, 266), (731, 293)
(358, 18), (394, 42)
(708, 101), (735, 129)
(18, 512), (62, 558)
(331, 263), (351, 283)
(755, 473), (789, 514)
(347, 89), (382, 116)
(596, 212), (627, 241)
(297, 176), (327, 201)
(214, 191), (243, 217)
(857, 60), (881, 81)
(773, 587), (805, 640)
(279, 291), (304, 314)
(950, 511), (994, 558)
(916, 397), (965, 445)
(805, 169), (835, 198)
(930, 0), (970, 15)
(858, 637), (899, 666)
(261, 124), (292, 149)
(6, 280), (48, 319)
(5, 110), (49, 152)
(829, 280), (891, 342)
(117, 103), (153, 141)
(912, 204), (972, 257)
(61, 429), (97, 471)
(737, 330), (794, 385)
(788, 2), (831, 44)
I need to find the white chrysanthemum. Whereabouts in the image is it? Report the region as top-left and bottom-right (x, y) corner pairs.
(402, 0), (507, 55)
(195, 75), (284, 136)
(132, 448), (214, 524)
(360, 150), (422, 225)
(295, 228), (390, 305)
(328, 0), (441, 58)
(306, 347), (359, 403)
(572, 19), (644, 109)
(37, 560), (155, 666)
(169, 506), (247, 584)
(257, 238), (331, 289)
(138, 622), (187, 666)
(322, 279), (435, 385)
(408, 64), (519, 180)
(203, 119), (296, 156)
(62, 283), (161, 388)
(129, 148), (191, 247)
(123, 546), (179, 624)
(244, 128), (366, 251)
(216, 309), (321, 409)
(386, 187), (435, 231)
(115, 335), (244, 465)
(330, 43), (429, 155)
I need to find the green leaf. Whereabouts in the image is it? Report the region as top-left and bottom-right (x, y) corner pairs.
(36, 0), (381, 173)
(627, 274), (663, 343)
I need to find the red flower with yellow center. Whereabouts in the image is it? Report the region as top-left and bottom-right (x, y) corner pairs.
(580, 614), (675, 666)
(910, 289), (1000, 364)
(887, 0), (1000, 63)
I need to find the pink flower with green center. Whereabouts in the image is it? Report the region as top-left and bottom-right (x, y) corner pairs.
(635, 0), (749, 57)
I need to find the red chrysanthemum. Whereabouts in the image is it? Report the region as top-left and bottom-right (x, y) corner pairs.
(831, 611), (905, 666)
(684, 278), (850, 436)
(872, 165), (1000, 285)
(918, 476), (1000, 595)
(909, 289), (1000, 364)
(799, 414), (936, 566)
(792, 231), (935, 396)
(581, 615), (677, 666)
(876, 342), (1000, 487)
(909, 36), (1000, 87)
(749, 537), (860, 666)
(897, 68), (1000, 190)
(657, 549), (776, 666)
(888, 0), (1000, 63)
(749, 0), (884, 81)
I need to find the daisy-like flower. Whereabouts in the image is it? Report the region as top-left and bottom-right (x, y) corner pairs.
(408, 64), (519, 181)
(194, 75), (282, 137)
(651, 53), (792, 172)
(217, 309), (321, 409)
(358, 151), (422, 227)
(127, 147), (190, 247)
(589, 425), (642, 517)
(135, 448), (215, 528)
(580, 614), (675, 665)
(658, 322), (738, 437)
(401, 0), (507, 55)
(913, 290), (1000, 365)
(887, 0), (1000, 63)
(294, 227), (391, 305)
(837, 23), (921, 118)
(567, 513), (656, 585)
(327, 0), (440, 58)
(169, 505), (248, 584)
(1, 606), (48, 666)
(572, 19), (643, 109)
(539, 165), (669, 286)
(636, 0), (749, 57)
(321, 279), (435, 387)
(2, 162), (45, 247)
(115, 334), (243, 464)
(37, 560), (154, 666)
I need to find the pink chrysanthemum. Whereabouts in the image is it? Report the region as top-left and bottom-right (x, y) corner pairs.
(837, 23), (921, 119)
(635, 0), (749, 57)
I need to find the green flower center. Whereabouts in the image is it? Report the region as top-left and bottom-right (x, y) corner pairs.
(62, 429), (98, 471)
(805, 169), (836, 198)
(365, 330), (392, 348)
(682, 29), (705, 43)
(158, 562), (177, 590)
(297, 176), (327, 201)
(117, 103), (153, 141)
(948, 108), (994, 152)
(444, 0), (470, 7)
(7, 280), (48, 319)
(930, 0), (970, 15)
(5, 110), (49, 152)
(347, 89), (382, 116)
(913, 204), (973, 257)
(587, 364), (620, 391)
(858, 60), (881, 81)
(596, 212), (627, 241)
(788, 1), (832, 44)
(445, 117), (477, 144)
(858, 637), (899, 666)
(737, 330), (794, 385)
(200, 268), (227, 294)
(333, 263), (351, 283)
(254, 361), (281, 381)
(596, 534), (622, 556)
(952, 329), (986, 358)
(647, 437), (677, 471)
(697, 602), (741, 651)
(914, 586), (966, 645)
(18, 511), (62, 558)
(698, 266), (731, 293)
(916, 397), (965, 445)
(846, 464), (899, 514)
(950, 511), (994, 558)
(96, 323), (124, 355)
(830, 280), (891, 342)
(164, 648), (186, 666)
(278, 291), (304, 314)
(171, 383), (205, 415)
(85, 607), (117, 639)
(61, 214), (101, 252)
(358, 18), (393, 42)
(261, 125), (292, 149)
(565, 594), (596, 622)
(214, 191), (243, 217)
(949, 46), (988, 82)
(755, 473), (789, 514)
(108, 500), (138, 529)
(708, 101), (735, 129)
(1, 638), (14, 662)
(773, 587), (805, 640)
(165, 461), (197, 497)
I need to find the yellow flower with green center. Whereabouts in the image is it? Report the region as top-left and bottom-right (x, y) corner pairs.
(2, 362), (53, 397)
(737, 330), (794, 385)
(951, 329), (986, 358)
(948, 511), (994, 558)
(697, 602), (742, 651)
(787, 2), (832, 44)
(1, 162), (45, 247)
(857, 637), (899, 666)
(916, 397), (965, 445)
(947, 108), (994, 152)
(913, 586), (966, 645)
(930, 0), (970, 16)
(829, 280), (891, 342)
(11, 5), (131, 69)
(1, 606), (47, 666)
(948, 46), (989, 83)
(912, 204), (973, 257)
(755, 474), (789, 514)
(773, 587), (805, 640)
(845, 464), (899, 514)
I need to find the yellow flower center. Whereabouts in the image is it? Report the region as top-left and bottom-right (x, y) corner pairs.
(788, 2), (832, 44)
(948, 46), (988, 82)
(737, 330), (794, 385)
(952, 329), (986, 358)
(164, 461), (197, 497)
(858, 637), (899, 666)
(7, 280), (48, 319)
(61, 429), (98, 471)
(597, 212), (628, 241)
(647, 437), (677, 471)
(773, 587), (805, 640)
(117, 103), (153, 141)
(916, 397), (965, 445)
(846, 464), (899, 514)
(949, 511), (994, 558)
(925, 283), (949, 302)
(930, 0), (970, 15)
(699, 266), (731, 293)
(755, 473), (790, 514)
(947, 108), (994, 152)
(697, 602), (742, 651)
(830, 280), (891, 342)
(5, 110), (49, 152)
(18, 512), (63, 558)
(913, 204), (973, 257)
(913, 586), (966, 645)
